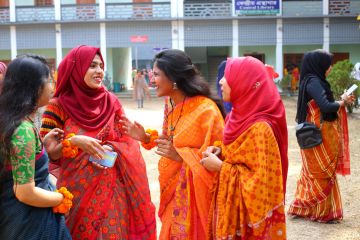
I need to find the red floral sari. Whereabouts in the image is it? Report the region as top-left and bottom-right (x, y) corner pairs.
(41, 99), (156, 240)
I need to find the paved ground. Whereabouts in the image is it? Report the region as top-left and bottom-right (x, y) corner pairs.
(120, 96), (360, 240)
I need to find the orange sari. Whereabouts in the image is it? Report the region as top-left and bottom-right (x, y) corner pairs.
(288, 100), (350, 222)
(208, 122), (286, 240)
(158, 96), (224, 239)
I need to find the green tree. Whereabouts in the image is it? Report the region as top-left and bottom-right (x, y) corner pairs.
(327, 60), (359, 113)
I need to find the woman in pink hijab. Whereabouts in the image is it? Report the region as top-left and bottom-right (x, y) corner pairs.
(201, 57), (288, 239)
(0, 62), (7, 92)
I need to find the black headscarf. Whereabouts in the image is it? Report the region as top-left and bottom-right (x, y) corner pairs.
(296, 49), (334, 123)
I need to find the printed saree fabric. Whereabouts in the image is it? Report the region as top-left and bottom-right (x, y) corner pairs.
(0, 121), (70, 239)
(158, 96), (224, 240)
(208, 122), (286, 240)
(41, 98), (156, 240)
(288, 100), (349, 222)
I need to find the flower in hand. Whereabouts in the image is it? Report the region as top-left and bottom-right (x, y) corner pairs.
(141, 129), (159, 150)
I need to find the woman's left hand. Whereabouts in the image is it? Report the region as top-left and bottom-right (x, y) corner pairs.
(341, 93), (356, 105)
(155, 138), (182, 162)
(200, 151), (223, 172)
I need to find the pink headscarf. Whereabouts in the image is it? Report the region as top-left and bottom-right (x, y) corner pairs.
(223, 57), (288, 193)
(0, 62), (7, 91)
(0, 62), (6, 74)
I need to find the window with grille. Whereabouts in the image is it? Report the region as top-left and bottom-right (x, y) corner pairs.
(35, 0), (53, 6)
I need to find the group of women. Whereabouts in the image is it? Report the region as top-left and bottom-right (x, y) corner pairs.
(0, 46), (355, 239)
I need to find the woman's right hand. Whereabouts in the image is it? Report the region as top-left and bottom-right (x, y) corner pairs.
(69, 135), (105, 160)
(119, 115), (148, 142)
(205, 146), (221, 156)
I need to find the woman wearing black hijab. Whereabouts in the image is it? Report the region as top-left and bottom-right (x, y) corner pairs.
(288, 49), (355, 223)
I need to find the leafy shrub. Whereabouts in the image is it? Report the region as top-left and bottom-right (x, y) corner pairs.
(327, 60), (359, 113)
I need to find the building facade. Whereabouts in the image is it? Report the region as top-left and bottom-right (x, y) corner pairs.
(0, 0), (359, 89)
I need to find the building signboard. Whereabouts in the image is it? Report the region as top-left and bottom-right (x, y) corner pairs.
(235, 0), (280, 15)
(130, 35), (149, 43)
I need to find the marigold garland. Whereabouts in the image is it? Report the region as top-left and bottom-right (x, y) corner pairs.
(62, 133), (78, 158)
(141, 129), (159, 150)
(213, 140), (222, 148)
(53, 187), (74, 214)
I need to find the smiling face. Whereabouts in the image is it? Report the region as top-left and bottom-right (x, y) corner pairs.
(84, 54), (104, 89)
(152, 63), (174, 97)
(219, 76), (231, 102)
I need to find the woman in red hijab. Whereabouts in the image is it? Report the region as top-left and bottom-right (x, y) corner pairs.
(40, 45), (156, 240)
(201, 57), (288, 239)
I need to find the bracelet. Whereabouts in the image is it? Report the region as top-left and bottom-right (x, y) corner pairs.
(62, 133), (79, 158)
(141, 129), (159, 150)
(53, 187), (74, 214)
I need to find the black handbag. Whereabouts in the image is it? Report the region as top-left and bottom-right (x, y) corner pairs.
(295, 122), (322, 149)
(295, 76), (323, 149)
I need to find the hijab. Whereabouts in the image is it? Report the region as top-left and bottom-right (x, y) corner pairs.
(216, 60), (232, 114)
(54, 45), (120, 131)
(0, 62), (6, 74)
(223, 57), (288, 193)
(296, 49), (334, 123)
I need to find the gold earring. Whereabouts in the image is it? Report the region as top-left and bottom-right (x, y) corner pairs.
(173, 82), (178, 90)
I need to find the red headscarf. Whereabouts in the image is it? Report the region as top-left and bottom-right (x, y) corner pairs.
(224, 57), (288, 193)
(54, 45), (120, 131)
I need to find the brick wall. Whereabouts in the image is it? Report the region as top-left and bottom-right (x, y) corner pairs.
(329, 0), (350, 15)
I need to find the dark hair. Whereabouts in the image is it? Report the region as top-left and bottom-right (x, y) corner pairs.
(153, 49), (226, 118)
(0, 54), (49, 164)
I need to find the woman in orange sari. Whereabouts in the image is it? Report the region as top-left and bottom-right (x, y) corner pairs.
(121, 49), (225, 239)
(40, 45), (156, 239)
(201, 56), (288, 239)
(288, 49), (354, 223)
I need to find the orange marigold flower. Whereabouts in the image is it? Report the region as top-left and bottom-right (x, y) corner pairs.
(53, 187), (74, 214)
(62, 133), (79, 158)
(141, 129), (159, 150)
(213, 140), (222, 147)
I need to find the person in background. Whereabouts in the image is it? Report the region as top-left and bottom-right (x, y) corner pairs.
(201, 56), (288, 239)
(41, 45), (156, 239)
(291, 65), (300, 95)
(133, 69), (151, 108)
(0, 54), (71, 239)
(121, 49), (225, 239)
(288, 49), (355, 223)
(0, 61), (7, 92)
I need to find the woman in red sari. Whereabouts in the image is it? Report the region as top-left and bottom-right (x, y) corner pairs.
(288, 49), (354, 223)
(201, 57), (288, 239)
(40, 45), (156, 239)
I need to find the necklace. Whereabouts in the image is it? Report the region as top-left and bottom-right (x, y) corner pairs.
(169, 96), (186, 141)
